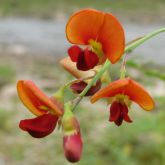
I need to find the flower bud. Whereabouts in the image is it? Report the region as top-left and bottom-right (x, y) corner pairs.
(52, 87), (65, 103)
(63, 132), (82, 163)
(70, 80), (101, 96)
(62, 102), (83, 163)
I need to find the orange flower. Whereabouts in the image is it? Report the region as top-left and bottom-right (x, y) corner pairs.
(91, 78), (155, 126)
(17, 80), (63, 138)
(66, 8), (125, 70)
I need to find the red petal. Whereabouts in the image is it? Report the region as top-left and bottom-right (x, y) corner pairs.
(76, 49), (99, 71)
(70, 80), (101, 96)
(71, 81), (87, 94)
(76, 52), (89, 71)
(109, 101), (120, 122)
(68, 45), (82, 62)
(63, 133), (83, 163)
(87, 80), (101, 96)
(124, 115), (133, 123)
(114, 116), (123, 126)
(121, 103), (133, 123)
(121, 103), (128, 116)
(19, 114), (58, 138)
(109, 102), (132, 126)
(84, 49), (99, 69)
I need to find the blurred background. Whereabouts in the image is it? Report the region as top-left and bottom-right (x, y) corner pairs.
(0, 0), (165, 165)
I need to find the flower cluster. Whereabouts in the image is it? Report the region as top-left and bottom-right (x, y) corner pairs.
(17, 8), (156, 163)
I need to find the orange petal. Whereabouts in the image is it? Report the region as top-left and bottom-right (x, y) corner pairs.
(91, 78), (128, 103)
(97, 13), (125, 63)
(17, 80), (63, 116)
(66, 9), (105, 45)
(66, 9), (125, 63)
(91, 78), (155, 111)
(127, 78), (155, 111)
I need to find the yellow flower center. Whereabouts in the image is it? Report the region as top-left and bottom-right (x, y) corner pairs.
(39, 105), (49, 111)
(88, 39), (104, 58)
(39, 105), (55, 115)
(107, 94), (132, 108)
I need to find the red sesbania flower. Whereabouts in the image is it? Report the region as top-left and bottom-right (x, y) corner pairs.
(66, 8), (125, 71)
(17, 80), (63, 138)
(62, 103), (83, 163)
(91, 78), (155, 126)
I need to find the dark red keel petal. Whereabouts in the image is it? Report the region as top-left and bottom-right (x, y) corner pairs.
(76, 52), (89, 71)
(121, 103), (133, 123)
(71, 81), (87, 94)
(19, 114), (58, 138)
(114, 116), (124, 126)
(109, 101), (132, 126)
(63, 133), (83, 163)
(84, 49), (99, 69)
(109, 101), (120, 122)
(76, 49), (99, 71)
(87, 80), (101, 96)
(124, 115), (133, 123)
(70, 80), (101, 96)
(68, 45), (82, 62)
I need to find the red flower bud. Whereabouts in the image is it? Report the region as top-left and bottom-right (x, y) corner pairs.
(63, 133), (83, 163)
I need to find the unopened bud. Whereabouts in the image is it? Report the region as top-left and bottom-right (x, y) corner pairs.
(63, 132), (83, 163)
(62, 102), (83, 162)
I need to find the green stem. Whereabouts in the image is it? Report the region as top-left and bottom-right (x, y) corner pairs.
(120, 53), (128, 79)
(79, 60), (110, 97)
(124, 28), (165, 53)
(73, 27), (165, 108)
(120, 28), (165, 78)
(72, 60), (110, 110)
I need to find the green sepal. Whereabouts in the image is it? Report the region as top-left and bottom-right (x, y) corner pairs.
(62, 102), (79, 136)
(52, 87), (65, 103)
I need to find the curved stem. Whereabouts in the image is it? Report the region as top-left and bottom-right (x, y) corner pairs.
(120, 53), (128, 79)
(125, 28), (165, 53)
(120, 28), (165, 78)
